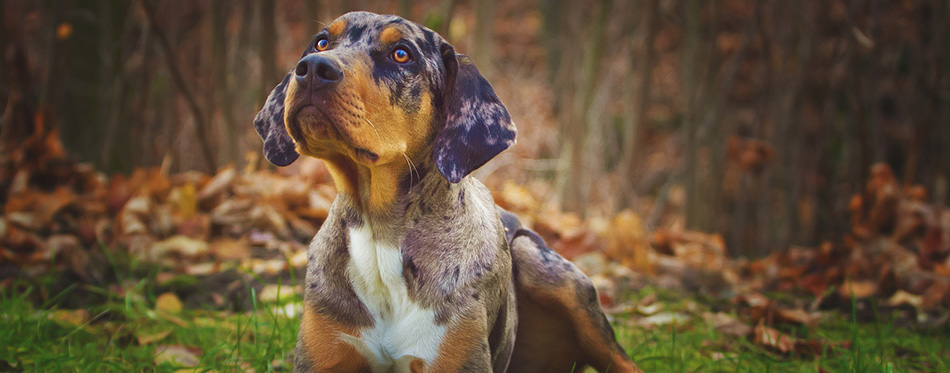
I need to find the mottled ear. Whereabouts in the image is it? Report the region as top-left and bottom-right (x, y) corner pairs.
(254, 72), (299, 167)
(434, 44), (516, 184)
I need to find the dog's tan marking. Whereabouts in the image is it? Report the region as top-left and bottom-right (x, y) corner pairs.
(429, 317), (485, 372)
(298, 306), (372, 372)
(392, 356), (426, 373)
(409, 358), (425, 373)
(322, 153), (360, 197)
(379, 26), (403, 45)
(288, 55), (434, 212)
(328, 19), (346, 37)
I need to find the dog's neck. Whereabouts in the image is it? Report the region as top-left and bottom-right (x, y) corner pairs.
(322, 152), (455, 226)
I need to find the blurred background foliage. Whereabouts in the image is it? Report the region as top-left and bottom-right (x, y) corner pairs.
(2, 0), (948, 258)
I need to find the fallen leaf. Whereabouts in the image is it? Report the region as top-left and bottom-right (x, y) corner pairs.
(704, 312), (752, 337)
(887, 290), (923, 308)
(184, 262), (217, 276)
(135, 328), (172, 345)
(495, 180), (538, 214)
(289, 250), (308, 268)
(753, 322), (795, 353)
(154, 345), (200, 367)
(775, 308), (818, 328)
(259, 284), (295, 303)
(636, 302), (664, 316)
(921, 280), (950, 309)
(168, 183), (198, 219)
(606, 210), (651, 273)
(572, 252), (608, 277)
(118, 194), (151, 235)
(838, 279), (877, 299)
(155, 292), (183, 314)
(197, 166), (236, 205)
(49, 309), (89, 327)
(251, 259), (287, 275)
(637, 312), (690, 328)
(210, 238), (249, 261)
(35, 187), (76, 226)
(151, 235), (209, 261)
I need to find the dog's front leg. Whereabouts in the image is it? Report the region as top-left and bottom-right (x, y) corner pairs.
(425, 314), (494, 373)
(294, 306), (374, 372)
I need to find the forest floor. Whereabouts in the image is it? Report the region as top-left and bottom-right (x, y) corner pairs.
(2, 135), (949, 371)
(2, 257), (948, 372)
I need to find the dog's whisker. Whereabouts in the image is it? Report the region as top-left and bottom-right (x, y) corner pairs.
(403, 152), (419, 187)
(364, 117), (381, 139)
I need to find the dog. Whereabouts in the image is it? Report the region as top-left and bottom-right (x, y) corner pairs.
(254, 11), (640, 373)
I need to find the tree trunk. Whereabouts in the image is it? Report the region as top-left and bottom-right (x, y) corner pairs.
(558, 0), (610, 215)
(259, 0), (279, 99)
(473, 0), (494, 79)
(617, 0), (658, 209)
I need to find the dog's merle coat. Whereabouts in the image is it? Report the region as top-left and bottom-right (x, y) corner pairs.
(254, 11), (639, 373)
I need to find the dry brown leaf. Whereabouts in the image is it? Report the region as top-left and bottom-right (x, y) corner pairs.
(49, 309), (89, 327)
(251, 259), (288, 275)
(495, 180), (538, 214)
(838, 279), (877, 299)
(143, 168), (171, 198)
(210, 238), (250, 261)
(775, 308), (818, 328)
(289, 250), (308, 268)
(922, 280), (950, 309)
(209, 198), (254, 226)
(286, 213), (318, 238)
(136, 328), (173, 345)
(550, 229), (600, 260)
(259, 284), (294, 303)
(735, 292), (772, 308)
(637, 312), (690, 328)
(753, 322), (795, 353)
(155, 345), (200, 367)
(887, 290), (923, 308)
(35, 187), (76, 226)
(151, 235), (209, 261)
(535, 211), (584, 240)
(167, 183), (198, 219)
(197, 166), (236, 204)
(155, 292), (183, 314)
(118, 195), (151, 235)
(704, 312), (753, 337)
(184, 262), (217, 276)
(606, 210), (651, 273)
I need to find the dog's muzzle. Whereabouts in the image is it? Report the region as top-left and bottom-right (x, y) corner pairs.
(295, 54), (343, 89)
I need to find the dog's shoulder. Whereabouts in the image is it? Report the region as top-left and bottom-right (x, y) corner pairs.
(304, 197), (374, 326)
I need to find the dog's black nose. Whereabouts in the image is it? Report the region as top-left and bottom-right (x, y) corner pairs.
(295, 54), (343, 87)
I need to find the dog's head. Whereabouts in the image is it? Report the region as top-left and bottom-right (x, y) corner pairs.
(254, 11), (515, 184)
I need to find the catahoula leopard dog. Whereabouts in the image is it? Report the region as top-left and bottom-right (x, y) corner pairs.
(254, 11), (640, 373)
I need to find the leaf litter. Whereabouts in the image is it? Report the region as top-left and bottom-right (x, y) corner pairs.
(2, 129), (948, 363)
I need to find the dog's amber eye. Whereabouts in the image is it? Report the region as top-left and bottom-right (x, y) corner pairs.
(315, 38), (329, 51)
(392, 47), (411, 63)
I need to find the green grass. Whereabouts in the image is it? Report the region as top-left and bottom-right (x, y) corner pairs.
(0, 269), (300, 372)
(613, 287), (950, 372)
(2, 271), (948, 372)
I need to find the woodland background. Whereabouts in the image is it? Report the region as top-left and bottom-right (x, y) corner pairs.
(3, 0), (949, 257)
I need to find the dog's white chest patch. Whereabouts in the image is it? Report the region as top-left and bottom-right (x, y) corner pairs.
(344, 224), (446, 371)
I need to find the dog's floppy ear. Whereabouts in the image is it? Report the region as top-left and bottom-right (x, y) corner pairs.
(254, 72), (299, 167)
(434, 44), (516, 184)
